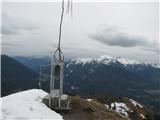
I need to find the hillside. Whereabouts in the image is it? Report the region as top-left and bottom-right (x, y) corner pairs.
(0, 89), (153, 120)
(1, 55), (39, 96)
(60, 96), (153, 120)
(13, 56), (51, 72)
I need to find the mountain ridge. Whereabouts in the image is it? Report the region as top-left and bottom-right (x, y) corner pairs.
(1, 55), (39, 96)
(69, 55), (160, 69)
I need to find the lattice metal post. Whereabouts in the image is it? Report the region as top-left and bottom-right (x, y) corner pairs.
(39, 66), (42, 89)
(48, 0), (71, 110)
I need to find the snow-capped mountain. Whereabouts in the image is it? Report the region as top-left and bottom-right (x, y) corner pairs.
(64, 55), (160, 116)
(68, 55), (160, 68)
(65, 55), (160, 92)
(0, 89), (63, 120)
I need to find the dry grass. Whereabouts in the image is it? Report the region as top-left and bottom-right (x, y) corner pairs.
(59, 96), (127, 120)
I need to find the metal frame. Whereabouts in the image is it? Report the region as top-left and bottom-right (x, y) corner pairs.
(39, 64), (51, 89)
(49, 49), (64, 109)
(48, 0), (71, 110)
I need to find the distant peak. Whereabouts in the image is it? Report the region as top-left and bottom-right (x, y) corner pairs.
(99, 55), (113, 60)
(99, 55), (140, 65)
(68, 54), (159, 68)
(71, 58), (93, 65)
(116, 57), (140, 65)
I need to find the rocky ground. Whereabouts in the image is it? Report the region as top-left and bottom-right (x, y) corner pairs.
(59, 96), (154, 120)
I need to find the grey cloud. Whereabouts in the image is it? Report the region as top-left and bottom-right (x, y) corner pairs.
(2, 26), (17, 35)
(143, 47), (160, 54)
(2, 14), (39, 35)
(88, 26), (148, 47)
(2, 42), (20, 47)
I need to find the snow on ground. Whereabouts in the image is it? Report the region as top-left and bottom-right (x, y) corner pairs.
(86, 99), (92, 102)
(104, 104), (109, 109)
(130, 99), (143, 108)
(0, 89), (63, 120)
(110, 102), (133, 118)
(140, 114), (146, 119)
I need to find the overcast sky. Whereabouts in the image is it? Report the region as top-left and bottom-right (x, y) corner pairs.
(1, 1), (160, 63)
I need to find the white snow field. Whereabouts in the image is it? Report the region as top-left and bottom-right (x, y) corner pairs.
(0, 89), (63, 120)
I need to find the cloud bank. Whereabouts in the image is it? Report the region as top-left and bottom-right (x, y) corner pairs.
(2, 14), (39, 36)
(88, 26), (149, 47)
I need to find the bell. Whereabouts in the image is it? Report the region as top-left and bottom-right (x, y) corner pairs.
(53, 64), (61, 77)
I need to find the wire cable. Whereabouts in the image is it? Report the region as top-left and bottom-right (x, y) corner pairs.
(58, 0), (65, 51)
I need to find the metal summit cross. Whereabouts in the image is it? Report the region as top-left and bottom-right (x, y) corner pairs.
(48, 0), (71, 110)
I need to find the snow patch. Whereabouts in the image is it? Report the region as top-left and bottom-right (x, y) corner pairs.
(104, 104), (109, 109)
(140, 114), (146, 119)
(71, 58), (93, 65)
(1, 89), (63, 120)
(151, 64), (160, 69)
(86, 99), (92, 102)
(116, 57), (139, 65)
(66, 63), (70, 68)
(130, 99), (143, 108)
(110, 102), (133, 118)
